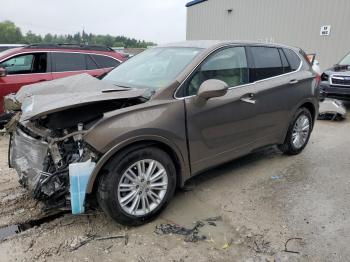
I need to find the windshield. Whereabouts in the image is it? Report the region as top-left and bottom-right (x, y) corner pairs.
(102, 47), (203, 96)
(339, 52), (350, 65)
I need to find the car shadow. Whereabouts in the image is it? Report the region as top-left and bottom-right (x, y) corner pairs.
(180, 145), (282, 191)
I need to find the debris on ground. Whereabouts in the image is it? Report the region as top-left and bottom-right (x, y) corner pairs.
(246, 234), (273, 255)
(69, 234), (95, 251)
(204, 216), (222, 222)
(155, 221), (206, 242)
(271, 175), (282, 180)
(318, 99), (346, 121)
(284, 237), (303, 254)
(69, 233), (129, 251)
(95, 233), (129, 245)
(222, 238), (233, 249)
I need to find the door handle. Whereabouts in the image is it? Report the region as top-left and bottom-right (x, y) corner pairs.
(240, 93), (256, 104)
(289, 79), (299, 84)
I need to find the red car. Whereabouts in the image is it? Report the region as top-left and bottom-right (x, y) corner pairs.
(0, 44), (125, 116)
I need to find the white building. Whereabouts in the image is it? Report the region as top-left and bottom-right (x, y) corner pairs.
(186, 0), (350, 69)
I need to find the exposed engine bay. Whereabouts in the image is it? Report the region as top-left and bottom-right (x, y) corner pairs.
(6, 74), (147, 211)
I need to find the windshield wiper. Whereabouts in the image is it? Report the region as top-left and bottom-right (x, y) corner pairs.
(115, 85), (132, 89)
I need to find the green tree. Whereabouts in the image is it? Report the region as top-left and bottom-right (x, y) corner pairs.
(0, 20), (157, 47)
(25, 31), (42, 44)
(43, 33), (53, 43)
(0, 21), (23, 43)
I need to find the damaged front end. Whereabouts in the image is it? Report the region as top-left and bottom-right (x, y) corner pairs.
(6, 74), (147, 213)
(11, 122), (97, 211)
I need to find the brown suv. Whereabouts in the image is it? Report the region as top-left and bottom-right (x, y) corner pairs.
(7, 41), (319, 225)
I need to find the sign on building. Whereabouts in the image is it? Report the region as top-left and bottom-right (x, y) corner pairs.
(320, 25), (331, 36)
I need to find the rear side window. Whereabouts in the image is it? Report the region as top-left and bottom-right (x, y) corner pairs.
(250, 47), (283, 81)
(52, 53), (86, 72)
(283, 48), (301, 71)
(91, 55), (120, 68)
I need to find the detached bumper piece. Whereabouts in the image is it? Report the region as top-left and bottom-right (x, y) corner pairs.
(318, 99), (346, 121)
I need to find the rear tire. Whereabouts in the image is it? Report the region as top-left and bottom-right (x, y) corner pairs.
(97, 146), (176, 226)
(278, 107), (312, 155)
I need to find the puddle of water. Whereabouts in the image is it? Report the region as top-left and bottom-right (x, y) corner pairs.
(0, 212), (67, 241)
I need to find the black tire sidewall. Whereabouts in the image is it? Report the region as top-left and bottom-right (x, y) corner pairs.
(97, 147), (176, 226)
(284, 108), (313, 154)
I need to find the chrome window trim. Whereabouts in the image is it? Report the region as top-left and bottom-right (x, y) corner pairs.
(174, 45), (303, 100)
(0, 50), (122, 76)
(330, 74), (350, 87)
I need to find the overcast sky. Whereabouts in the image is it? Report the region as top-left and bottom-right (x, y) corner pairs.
(1, 0), (188, 44)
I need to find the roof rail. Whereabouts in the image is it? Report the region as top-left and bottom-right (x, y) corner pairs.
(26, 43), (114, 52)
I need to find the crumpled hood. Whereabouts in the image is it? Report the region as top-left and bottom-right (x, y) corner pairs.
(12, 73), (146, 121)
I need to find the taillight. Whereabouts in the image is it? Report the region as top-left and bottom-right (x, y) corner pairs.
(315, 74), (321, 85)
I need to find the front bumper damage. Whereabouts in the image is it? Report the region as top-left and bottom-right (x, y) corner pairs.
(10, 124), (98, 212)
(11, 128), (49, 192)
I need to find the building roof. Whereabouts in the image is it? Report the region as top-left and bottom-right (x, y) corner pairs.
(186, 0), (208, 7)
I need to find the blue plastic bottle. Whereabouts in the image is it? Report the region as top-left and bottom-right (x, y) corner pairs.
(69, 159), (96, 214)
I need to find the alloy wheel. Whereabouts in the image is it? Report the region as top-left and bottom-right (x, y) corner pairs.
(117, 159), (168, 216)
(291, 114), (310, 149)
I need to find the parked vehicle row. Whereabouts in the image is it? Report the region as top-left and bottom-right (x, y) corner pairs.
(5, 41), (319, 225)
(0, 44), (125, 117)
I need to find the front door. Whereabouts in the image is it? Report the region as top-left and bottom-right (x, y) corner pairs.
(183, 46), (265, 174)
(0, 52), (52, 112)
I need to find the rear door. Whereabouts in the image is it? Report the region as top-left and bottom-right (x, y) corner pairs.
(246, 46), (308, 147)
(51, 52), (104, 80)
(0, 52), (52, 112)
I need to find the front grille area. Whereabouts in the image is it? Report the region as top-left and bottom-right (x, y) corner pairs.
(11, 129), (48, 191)
(331, 76), (350, 87)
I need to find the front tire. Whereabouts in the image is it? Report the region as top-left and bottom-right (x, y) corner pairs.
(279, 107), (312, 155)
(97, 146), (176, 226)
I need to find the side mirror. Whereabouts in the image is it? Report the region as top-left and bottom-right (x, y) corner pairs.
(0, 67), (7, 77)
(197, 79), (228, 100)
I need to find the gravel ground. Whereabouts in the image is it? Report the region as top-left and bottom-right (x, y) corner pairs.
(0, 103), (349, 262)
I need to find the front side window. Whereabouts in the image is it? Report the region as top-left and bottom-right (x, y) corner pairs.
(187, 47), (249, 96)
(0, 53), (47, 75)
(250, 47), (283, 81)
(102, 47), (203, 97)
(52, 53), (86, 72)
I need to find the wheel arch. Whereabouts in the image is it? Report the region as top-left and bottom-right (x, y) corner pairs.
(300, 101), (316, 127)
(86, 136), (189, 194)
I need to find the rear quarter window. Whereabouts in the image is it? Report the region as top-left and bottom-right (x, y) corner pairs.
(91, 55), (120, 69)
(283, 48), (301, 71)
